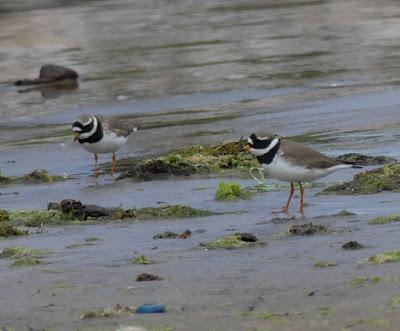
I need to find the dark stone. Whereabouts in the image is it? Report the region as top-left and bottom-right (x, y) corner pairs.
(342, 241), (365, 250)
(15, 64), (78, 86)
(135, 273), (162, 282)
(238, 233), (258, 242)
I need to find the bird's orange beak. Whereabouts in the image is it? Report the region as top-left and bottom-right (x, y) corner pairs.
(243, 144), (251, 152)
(74, 132), (80, 142)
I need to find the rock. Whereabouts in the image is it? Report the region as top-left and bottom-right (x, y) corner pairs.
(60, 199), (111, 220)
(342, 241), (365, 250)
(135, 273), (162, 282)
(15, 64), (78, 86)
(238, 233), (257, 242)
(336, 153), (396, 166)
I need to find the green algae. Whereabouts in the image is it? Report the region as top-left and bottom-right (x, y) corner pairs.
(388, 295), (400, 309)
(215, 182), (241, 200)
(199, 233), (265, 249)
(321, 164), (400, 195)
(361, 251), (400, 264)
(131, 255), (155, 265)
(9, 210), (79, 227)
(0, 246), (52, 267)
(368, 214), (400, 225)
(350, 276), (382, 288)
(319, 307), (331, 317)
(0, 222), (27, 237)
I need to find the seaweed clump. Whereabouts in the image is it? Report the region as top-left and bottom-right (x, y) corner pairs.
(23, 169), (63, 183)
(9, 210), (79, 227)
(368, 214), (400, 225)
(215, 182), (241, 200)
(361, 251), (400, 264)
(0, 169), (64, 186)
(119, 140), (257, 180)
(199, 233), (264, 249)
(118, 205), (215, 220)
(0, 246), (52, 267)
(321, 164), (400, 195)
(0, 222), (28, 237)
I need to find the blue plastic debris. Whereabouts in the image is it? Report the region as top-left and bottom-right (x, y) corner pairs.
(136, 303), (166, 314)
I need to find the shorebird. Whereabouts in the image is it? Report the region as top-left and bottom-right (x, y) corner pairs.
(244, 133), (359, 214)
(72, 114), (134, 176)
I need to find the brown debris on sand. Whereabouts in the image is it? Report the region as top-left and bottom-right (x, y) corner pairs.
(135, 273), (163, 281)
(287, 223), (329, 236)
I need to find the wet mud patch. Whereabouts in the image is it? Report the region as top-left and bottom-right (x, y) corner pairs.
(321, 164), (400, 195)
(199, 233), (264, 249)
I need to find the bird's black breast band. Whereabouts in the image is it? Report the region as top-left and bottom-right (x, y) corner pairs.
(256, 139), (281, 165)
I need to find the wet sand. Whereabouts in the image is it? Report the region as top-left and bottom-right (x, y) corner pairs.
(2, 172), (400, 331)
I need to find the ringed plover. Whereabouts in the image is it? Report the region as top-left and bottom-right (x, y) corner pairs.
(244, 133), (360, 214)
(72, 114), (134, 176)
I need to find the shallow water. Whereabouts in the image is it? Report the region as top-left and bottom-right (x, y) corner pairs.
(2, 0), (400, 163)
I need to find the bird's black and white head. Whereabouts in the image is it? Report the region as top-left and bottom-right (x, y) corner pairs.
(72, 114), (102, 143)
(245, 133), (280, 157)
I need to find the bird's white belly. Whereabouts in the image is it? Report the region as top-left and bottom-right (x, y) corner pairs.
(262, 155), (340, 182)
(81, 133), (127, 154)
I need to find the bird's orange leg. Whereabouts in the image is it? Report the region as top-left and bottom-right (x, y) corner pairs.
(282, 182), (295, 214)
(93, 153), (99, 177)
(299, 182), (305, 215)
(110, 153), (116, 176)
